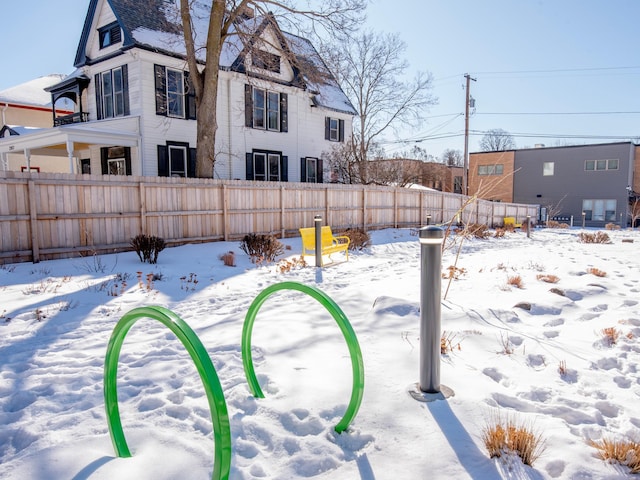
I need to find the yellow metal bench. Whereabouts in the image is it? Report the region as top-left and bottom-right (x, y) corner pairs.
(503, 216), (522, 228)
(299, 226), (350, 266)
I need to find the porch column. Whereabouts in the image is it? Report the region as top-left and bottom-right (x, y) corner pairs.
(1, 152), (7, 171)
(66, 140), (75, 173)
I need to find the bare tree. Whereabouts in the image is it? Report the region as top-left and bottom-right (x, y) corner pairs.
(479, 128), (516, 152)
(321, 30), (437, 184)
(630, 198), (640, 228)
(177, 0), (365, 177)
(442, 148), (463, 166)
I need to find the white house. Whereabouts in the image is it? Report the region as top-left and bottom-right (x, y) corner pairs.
(0, 0), (356, 182)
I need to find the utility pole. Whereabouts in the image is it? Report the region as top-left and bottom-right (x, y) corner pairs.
(462, 74), (476, 196)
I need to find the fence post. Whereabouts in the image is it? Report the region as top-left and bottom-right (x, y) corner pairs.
(28, 180), (40, 264)
(314, 215), (322, 267)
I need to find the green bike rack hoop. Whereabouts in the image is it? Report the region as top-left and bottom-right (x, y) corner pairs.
(241, 281), (364, 433)
(104, 306), (231, 480)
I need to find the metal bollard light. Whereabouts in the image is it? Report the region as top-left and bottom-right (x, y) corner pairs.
(419, 226), (444, 393)
(314, 215), (322, 267)
(526, 215), (531, 238)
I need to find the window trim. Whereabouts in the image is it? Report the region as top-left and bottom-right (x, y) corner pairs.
(95, 65), (129, 120)
(245, 84), (287, 132)
(245, 149), (288, 182)
(166, 68), (185, 118)
(325, 117), (345, 142)
(478, 164), (504, 176)
(542, 161), (554, 176)
(300, 156), (323, 183)
(582, 199), (617, 222)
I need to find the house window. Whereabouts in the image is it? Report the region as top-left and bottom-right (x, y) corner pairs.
(244, 85), (287, 132)
(99, 22), (121, 49)
(582, 199), (616, 222)
(325, 117), (345, 142)
(95, 65), (129, 120)
(301, 157), (323, 183)
(585, 159), (619, 171)
(167, 68), (185, 118)
(478, 164), (504, 175)
(543, 162), (554, 176)
(157, 142), (196, 177)
(252, 51), (280, 73)
(101, 146), (131, 175)
(154, 65), (196, 120)
(246, 150), (288, 182)
(252, 88), (280, 130)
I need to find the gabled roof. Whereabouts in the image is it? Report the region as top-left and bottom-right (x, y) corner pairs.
(73, 0), (356, 115)
(0, 75), (67, 108)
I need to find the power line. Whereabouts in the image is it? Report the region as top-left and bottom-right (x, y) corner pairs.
(477, 111), (640, 116)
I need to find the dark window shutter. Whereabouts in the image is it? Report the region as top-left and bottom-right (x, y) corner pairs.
(324, 117), (330, 140)
(95, 73), (103, 120)
(244, 84), (253, 127)
(185, 71), (197, 120)
(122, 64), (130, 116)
(100, 147), (108, 174)
(124, 147), (132, 175)
(154, 64), (167, 116)
(157, 145), (169, 176)
(280, 93), (288, 132)
(338, 119), (345, 142)
(246, 152), (254, 180)
(300, 157), (307, 182)
(188, 148), (197, 177)
(317, 158), (324, 183)
(280, 155), (288, 182)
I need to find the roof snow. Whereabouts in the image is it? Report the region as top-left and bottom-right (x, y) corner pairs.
(0, 75), (66, 107)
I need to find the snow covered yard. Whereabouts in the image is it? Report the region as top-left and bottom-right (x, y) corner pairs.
(1, 227), (640, 479)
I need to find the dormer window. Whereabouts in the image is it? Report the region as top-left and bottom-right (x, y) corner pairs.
(99, 22), (121, 49)
(252, 51), (280, 74)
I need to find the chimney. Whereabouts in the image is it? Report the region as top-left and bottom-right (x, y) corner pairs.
(534, 143), (545, 148)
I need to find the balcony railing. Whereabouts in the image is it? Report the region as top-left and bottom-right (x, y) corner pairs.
(54, 112), (89, 126)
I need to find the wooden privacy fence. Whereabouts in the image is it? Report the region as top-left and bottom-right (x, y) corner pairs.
(0, 171), (538, 264)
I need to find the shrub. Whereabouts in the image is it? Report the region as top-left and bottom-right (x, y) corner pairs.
(605, 222), (621, 230)
(578, 231), (611, 244)
(441, 331), (462, 354)
(536, 273), (559, 283)
(130, 234), (166, 264)
(590, 437), (640, 473)
(482, 415), (546, 466)
(239, 233), (284, 263)
(586, 267), (607, 277)
(220, 251), (236, 267)
(507, 275), (524, 289)
(546, 220), (569, 229)
(601, 327), (621, 346)
(341, 228), (371, 250)
(456, 223), (491, 239)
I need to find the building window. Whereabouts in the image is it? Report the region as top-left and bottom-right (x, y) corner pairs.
(95, 65), (129, 120)
(99, 22), (121, 49)
(325, 117), (345, 142)
(543, 162), (554, 176)
(244, 85), (287, 132)
(101, 146), (131, 175)
(478, 164), (504, 175)
(154, 65), (197, 120)
(301, 157), (323, 183)
(453, 176), (462, 194)
(252, 51), (280, 73)
(245, 150), (288, 182)
(585, 159), (619, 171)
(157, 143), (196, 177)
(582, 199), (616, 222)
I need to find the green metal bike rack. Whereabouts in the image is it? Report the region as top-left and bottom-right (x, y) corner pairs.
(104, 306), (231, 480)
(241, 281), (364, 433)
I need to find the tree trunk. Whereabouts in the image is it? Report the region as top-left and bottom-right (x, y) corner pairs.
(195, 69), (219, 178)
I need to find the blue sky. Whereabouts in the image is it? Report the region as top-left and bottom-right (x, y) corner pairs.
(2, 0), (639, 156)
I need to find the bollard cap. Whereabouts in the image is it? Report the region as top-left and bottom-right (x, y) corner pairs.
(314, 215), (322, 221)
(419, 225), (445, 244)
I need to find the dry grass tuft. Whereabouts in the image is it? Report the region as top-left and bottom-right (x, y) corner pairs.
(605, 222), (621, 230)
(586, 267), (607, 277)
(558, 360), (567, 376)
(441, 330), (462, 354)
(590, 437), (640, 473)
(536, 273), (559, 283)
(601, 327), (621, 346)
(546, 220), (569, 229)
(220, 251), (236, 267)
(482, 415), (546, 466)
(507, 275), (524, 289)
(443, 265), (467, 280)
(578, 231), (611, 244)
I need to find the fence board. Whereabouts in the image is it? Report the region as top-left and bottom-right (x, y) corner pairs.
(0, 172), (538, 263)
